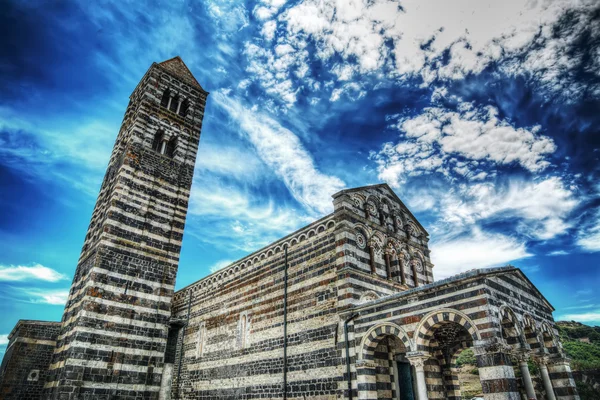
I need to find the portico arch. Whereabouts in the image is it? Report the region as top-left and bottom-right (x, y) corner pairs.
(357, 323), (415, 400)
(359, 322), (413, 360)
(415, 308), (481, 352)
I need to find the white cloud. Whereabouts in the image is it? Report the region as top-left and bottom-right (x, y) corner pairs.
(209, 259), (236, 273)
(372, 102), (556, 186)
(431, 229), (531, 279)
(0, 334), (8, 346)
(557, 311), (600, 325)
(439, 177), (579, 240)
(23, 289), (70, 305)
(194, 142), (265, 180)
(246, 0), (599, 105)
(0, 264), (67, 282)
(261, 20), (277, 41)
(577, 210), (600, 252)
(213, 93), (345, 215)
(548, 250), (569, 256)
(188, 177), (312, 252)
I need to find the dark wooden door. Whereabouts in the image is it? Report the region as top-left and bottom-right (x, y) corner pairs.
(397, 362), (415, 400)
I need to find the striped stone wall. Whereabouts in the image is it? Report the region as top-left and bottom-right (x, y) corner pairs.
(44, 58), (207, 400)
(170, 216), (343, 399)
(0, 321), (61, 400)
(346, 267), (576, 400)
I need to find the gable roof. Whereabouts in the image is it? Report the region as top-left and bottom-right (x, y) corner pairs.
(157, 56), (206, 92)
(346, 266), (555, 313)
(332, 183), (429, 236)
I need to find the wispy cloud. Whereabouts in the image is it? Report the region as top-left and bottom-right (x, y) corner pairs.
(548, 250), (569, 256)
(438, 177), (579, 240)
(431, 228), (531, 279)
(21, 288), (70, 306)
(209, 259), (236, 273)
(577, 210), (600, 252)
(213, 92), (345, 215)
(0, 264), (67, 282)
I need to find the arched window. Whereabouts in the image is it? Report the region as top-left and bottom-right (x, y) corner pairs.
(152, 130), (176, 157)
(166, 136), (177, 158)
(179, 99), (190, 117)
(160, 89), (170, 108)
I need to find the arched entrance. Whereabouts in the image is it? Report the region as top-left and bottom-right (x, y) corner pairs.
(358, 324), (415, 400)
(414, 309), (481, 400)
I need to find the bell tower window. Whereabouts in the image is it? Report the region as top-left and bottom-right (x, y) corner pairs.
(179, 99), (190, 117)
(166, 136), (177, 158)
(160, 89), (170, 108)
(169, 95), (179, 113)
(152, 130), (164, 152)
(152, 130), (177, 157)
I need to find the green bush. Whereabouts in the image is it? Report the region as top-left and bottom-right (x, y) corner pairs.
(456, 348), (476, 366)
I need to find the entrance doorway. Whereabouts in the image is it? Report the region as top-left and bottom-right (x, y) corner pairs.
(395, 360), (416, 400)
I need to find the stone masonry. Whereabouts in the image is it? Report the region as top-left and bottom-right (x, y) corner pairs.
(0, 57), (579, 400)
(0, 321), (61, 399)
(44, 56), (208, 400)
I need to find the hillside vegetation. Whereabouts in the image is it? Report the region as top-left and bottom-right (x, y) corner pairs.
(556, 321), (600, 371)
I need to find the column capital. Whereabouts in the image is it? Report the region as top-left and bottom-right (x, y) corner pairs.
(406, 351), (430, 368)
(514, 349), (532, 363)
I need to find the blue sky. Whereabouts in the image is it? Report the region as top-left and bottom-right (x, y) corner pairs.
(1, 0), (600, 353)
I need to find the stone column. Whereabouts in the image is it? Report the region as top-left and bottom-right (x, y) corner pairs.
(158, 363), (174, 400)
(406, 352), (429, 400)
(473, 340), (520, 400)
(546, 358), (580, 400)
(516, 353), (537, 399)
(356, 360), (378, 400)
(537, 360), (556, 400)
(384, 251), (392, 279)
(368, 243), (376, 274)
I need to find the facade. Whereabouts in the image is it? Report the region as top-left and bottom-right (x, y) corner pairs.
(0, 58), (580, 400)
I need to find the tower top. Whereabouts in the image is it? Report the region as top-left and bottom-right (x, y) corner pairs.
(157, 56), (205, 92)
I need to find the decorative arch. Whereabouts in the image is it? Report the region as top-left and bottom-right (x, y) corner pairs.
(499, 305), (524, 348)
(415, 308), (481, 352)
(359, 291), (380, 304)
(540, 322), (560, 354)
(350, 193), (366, 209)
(359, 322), (413, 360)
(522, 313), (541, 351)
(380, 197), (392, 213)
(364, 196), (380, 219)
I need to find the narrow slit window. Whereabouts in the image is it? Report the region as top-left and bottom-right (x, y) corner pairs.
(196, 322), (205, 358)
(169, 95), (179, 113)
(152, 131), (164, 152)
(179, 99), (190, 117)
(160, 89), (170, 108)
(240, 314), (248, 349)
(166, 136), (177, 158)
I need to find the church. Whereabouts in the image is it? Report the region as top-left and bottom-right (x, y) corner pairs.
(0, 57), (580, 400)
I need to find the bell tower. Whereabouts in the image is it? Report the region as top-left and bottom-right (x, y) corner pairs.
(45, 57), (208, 399)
